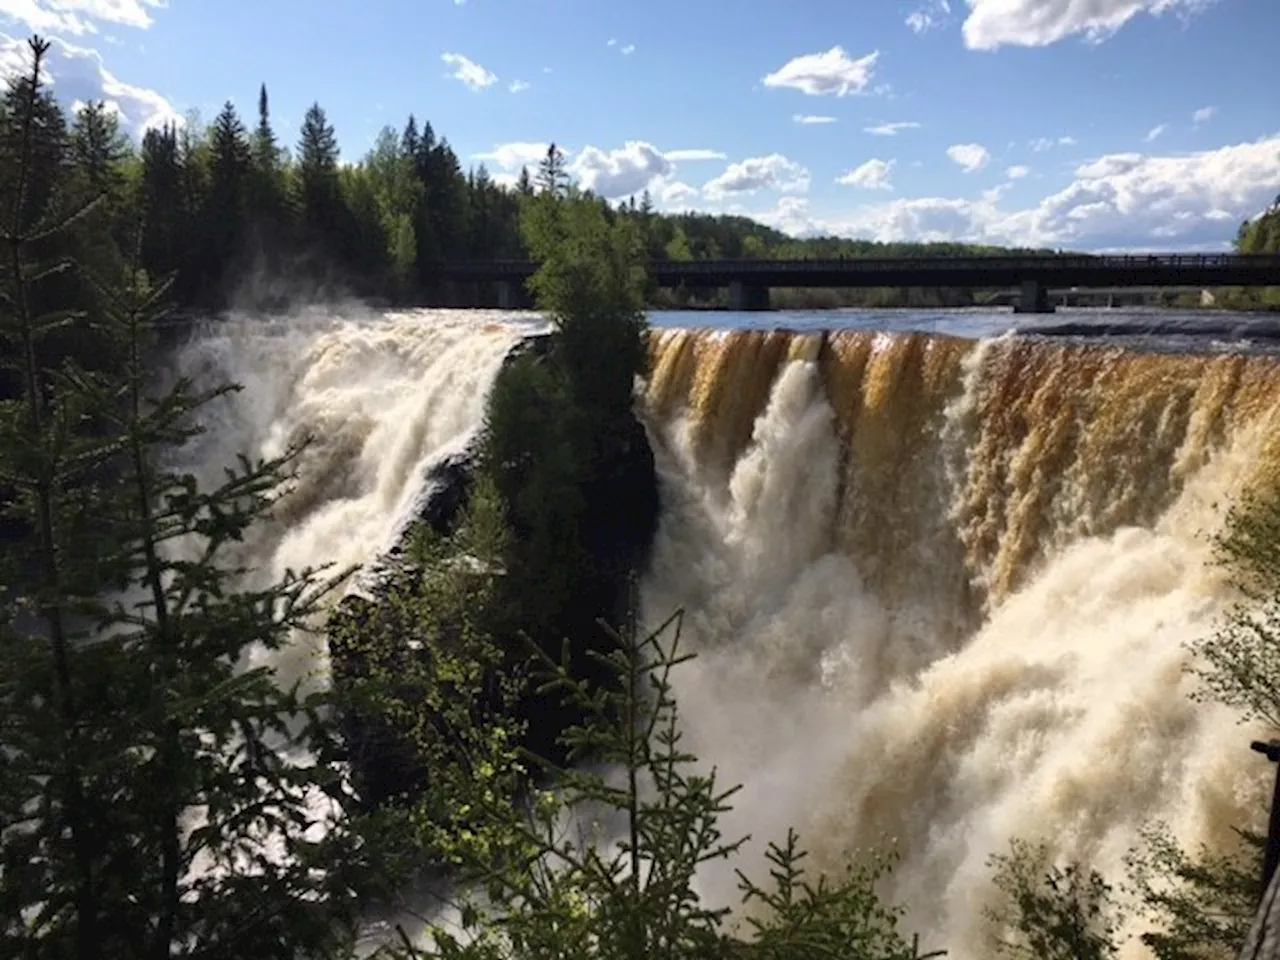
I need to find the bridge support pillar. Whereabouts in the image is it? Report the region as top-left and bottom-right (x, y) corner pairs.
(497, 279), (519, 310)
(728, 280), (770, 311)
(1013, 279), (1054, 314)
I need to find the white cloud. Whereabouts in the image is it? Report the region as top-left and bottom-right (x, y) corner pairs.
(837, 158), (894, 190)
(0, 0), (166, 34)
(441, 52), (497, 91)
(621, 43), (634, 55)
(473, 141), (564, 171)
(473, 142), (722, 199)
(660, 180), (700, 207)
(1006, 164), (1030, 179)
(946, 142), (990, 173)
(508, 79), (529, 93)
(1145, 123), (1167, 142)
(962, 0), (1216, 51)
(762, 46), (880, 97)
(1029, 135), (1076, 151)
(865, 120), (920, 136)
(0, 31), (179, 134)
(664, 148), (725, 161)
(572, 141), (671, 198)
(794, 114), (837, 125)
(606, 37), (616, 46)
(703, 153), (810, 198)
(906, 0), (951, 33)
(749, 135), (1280, 250)
(1193, 105), (1217, 124)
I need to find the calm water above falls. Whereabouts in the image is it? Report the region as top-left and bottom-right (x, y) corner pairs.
(650, 305), (1280, 353)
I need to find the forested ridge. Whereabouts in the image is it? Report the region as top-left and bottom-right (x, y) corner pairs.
(3, 72), (1277, 314)
(0, 76), (1064, 313)
(5, 33), (1280, 959)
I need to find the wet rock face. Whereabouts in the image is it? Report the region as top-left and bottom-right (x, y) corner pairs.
(329, 332), (661, 811)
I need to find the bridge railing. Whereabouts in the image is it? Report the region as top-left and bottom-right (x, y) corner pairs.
(439, 253), (1280, 278)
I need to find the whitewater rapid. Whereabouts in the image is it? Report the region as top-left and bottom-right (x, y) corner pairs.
(172, 308), (1278, 959)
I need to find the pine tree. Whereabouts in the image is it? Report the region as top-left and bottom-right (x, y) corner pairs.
(516, 164), (534, 197)
(138, 123), (186, 289)
(70, 100), (130, 198)
(205, 100), (251, 288)
(296, 101), (341, 238)
(1, 36), (396, 958)
(535, 142), (569, 197)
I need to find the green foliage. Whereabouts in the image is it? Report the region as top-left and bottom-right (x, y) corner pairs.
(985, 839), (1125, 960)
(1221, 197), (1280, 310)
(0, 32), (1079, 317)
(0, 36), (392, 958)
(519, 182), (648, 429)
(1123, 822), (1262, 960)
(372, 602), (939, 960)
(326, 474), (527, 812)
(1185, 483), (1280, 728)
(483, 352), (587, 629)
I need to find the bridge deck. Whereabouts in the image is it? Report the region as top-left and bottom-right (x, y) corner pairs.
(441, 253), (1280, 290)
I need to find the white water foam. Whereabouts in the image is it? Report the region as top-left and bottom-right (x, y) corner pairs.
(638, 351), (1272, 958)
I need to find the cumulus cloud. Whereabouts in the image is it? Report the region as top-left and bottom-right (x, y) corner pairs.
(794, 114), (837, 125)
(946, 142), (990, 173)
(620, 43), (634, 55)
(664, 148), (726, 161)
(1193, 105), (1216, 124)
(1145, 123), (1167, 142)
(962, 0), (1216, 51)
(703, 153), (810, 198)
(660, 180), (700, 208)
(749, 136), (1280, 250)
(508, 79), (529, 93)
(0, 0), (166, 34)
(837, 158), (894, 190)
(762, 46), (879, 97)
(1006, 164), (1030, 179)
(865, 120), (920, 136)
(441, 52), (497, 91)
(0, 31), (179, 134)
(473, 141), (564, 171)
(472, 141), (725, 200)
(572, 141), (672, 198)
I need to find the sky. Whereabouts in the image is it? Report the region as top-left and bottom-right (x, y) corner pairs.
(1, 0), (1278, 252)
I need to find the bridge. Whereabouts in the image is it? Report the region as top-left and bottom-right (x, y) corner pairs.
(440, 253), (1280, 313)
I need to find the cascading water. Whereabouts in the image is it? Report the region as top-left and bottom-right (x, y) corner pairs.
(641, 327), (1280, 957)
(169, 307), (539, 688)
(168, 308), (1280, 959)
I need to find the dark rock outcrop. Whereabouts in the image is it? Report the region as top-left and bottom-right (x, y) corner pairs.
(328, 331), (661, 810)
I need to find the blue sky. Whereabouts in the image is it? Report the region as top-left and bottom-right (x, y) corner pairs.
(1, 0), (1278, 251)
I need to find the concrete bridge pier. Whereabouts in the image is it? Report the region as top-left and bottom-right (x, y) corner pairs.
(728, 280), (770, 311)
(1013, 278), (1054, 314)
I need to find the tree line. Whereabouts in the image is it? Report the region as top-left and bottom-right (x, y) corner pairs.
(0, 65), (1070, 314)
(3, 32), (1280, 960)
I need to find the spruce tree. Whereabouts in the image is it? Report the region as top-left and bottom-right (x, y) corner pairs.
(205, 100), (251, 286)
(535, 142), (569, 198)
(0, 36), (394, 959)
(297, 102), (341, 239)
